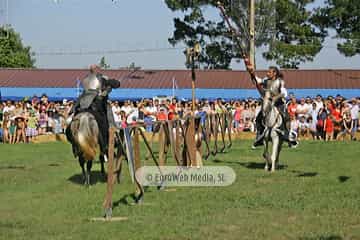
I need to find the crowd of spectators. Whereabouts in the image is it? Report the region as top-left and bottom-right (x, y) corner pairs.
(0, 95), (71, 143)
(286, 94), (359, 141)
(0, 93), (359, 144)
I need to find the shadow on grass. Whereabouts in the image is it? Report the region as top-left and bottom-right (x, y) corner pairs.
(113, 194), (138, 207)
(338, 176), (350, 183)
(239, 162), (288, 170)
(67, 170), (106, 185)
(0, 165), (26, 170)
(299, 235), (342, 240)
(213, 159), (288, 170)
(290, 170), (318, 177)
(48, 163), (60, 167)
(297, 172), (318, 177)
(212, 159), (222, 163)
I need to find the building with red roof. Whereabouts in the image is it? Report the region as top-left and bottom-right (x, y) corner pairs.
(0, 68), (359, 101)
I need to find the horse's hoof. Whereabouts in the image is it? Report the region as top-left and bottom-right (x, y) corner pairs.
(135, 195), (144, 205)
(104, 208), (112, 220)
(157, 184), (165, 191)
(101, 173), (106, 181)
(84, 178), (91, 186)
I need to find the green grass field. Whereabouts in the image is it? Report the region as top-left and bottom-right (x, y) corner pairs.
(0, 140), (360, 240)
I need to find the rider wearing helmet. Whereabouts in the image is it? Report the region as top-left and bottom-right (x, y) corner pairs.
(246, 63), (298, 148)
(66, 64), (121, 157)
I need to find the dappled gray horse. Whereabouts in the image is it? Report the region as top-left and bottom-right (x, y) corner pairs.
(261, 91), (284, 172)
(70, 112), (105, 185)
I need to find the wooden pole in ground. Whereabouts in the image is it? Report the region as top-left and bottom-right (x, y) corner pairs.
(175, 121), (182, 165)
(212, 114), (219, 155)
(103, 127), (116, 218)
(167, 120), (181, 166)
(158, 123), (166, 167)
(133, 127), (142, 196)
(187, 43), (202, 168)
(195, 118), (203, 167)
(186, 117), (196, 167)
(226, 111), (233, 148)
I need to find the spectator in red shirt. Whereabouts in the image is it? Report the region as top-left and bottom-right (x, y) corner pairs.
(332, 104), (342, 136)
(287, 97), (298, 119)
(326, 97), (335, 114)
(167, 98), (177, 120)
(157, 107), (168, 121)
(324, 114), (334, 141)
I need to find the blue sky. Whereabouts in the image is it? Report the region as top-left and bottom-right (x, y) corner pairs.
(4, 0), (360, 70)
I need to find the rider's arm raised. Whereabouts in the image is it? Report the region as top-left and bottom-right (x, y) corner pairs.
(245, 63), (264, 96)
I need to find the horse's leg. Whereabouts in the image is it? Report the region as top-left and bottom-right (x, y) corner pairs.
(78, 155), (87, 185)
(271, 133), (279, 172)
(263, 140), (269, 171)
(276, 140), (283, 169)
(86, 160), (93, 185)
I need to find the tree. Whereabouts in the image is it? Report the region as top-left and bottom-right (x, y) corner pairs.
(0, 27), (35, 68)
(99, 56), (110, 69)
(315, 0), (360, 57)
(165, 0), (326, 69)
(166, 0), (234, 69)
(263, 0), (327, 69)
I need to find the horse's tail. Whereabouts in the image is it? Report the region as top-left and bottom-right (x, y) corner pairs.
(73, 112), (99, 161)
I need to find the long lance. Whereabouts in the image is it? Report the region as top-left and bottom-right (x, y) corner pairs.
(216, 1), (263, 94)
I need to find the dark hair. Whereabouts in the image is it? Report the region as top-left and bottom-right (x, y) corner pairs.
(269, 66), (280, 78)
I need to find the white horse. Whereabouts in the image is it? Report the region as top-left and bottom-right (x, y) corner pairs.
(261, 91), (284, 172)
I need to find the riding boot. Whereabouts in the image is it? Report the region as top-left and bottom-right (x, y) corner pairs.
(252, 113), (265, 148)
(65, 125), (73, 143)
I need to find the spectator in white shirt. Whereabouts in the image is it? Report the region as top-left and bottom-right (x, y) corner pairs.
(296, 98), (310, 119)
(120, 100), (133, 115)
(309, 102), (319, 126)
(126, 102), (138, 124)
(298, 116), (309, 139)
(111, 101), (121, 128)
(3, 101), (15, 114)
(305, 97), (313, 115)
(144, 101), (157, 122)
(314, 95), (324, 113)
(308, 116), (317, 140)
(347, 98), (359, 140)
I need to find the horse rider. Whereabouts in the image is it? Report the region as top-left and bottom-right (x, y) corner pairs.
(245, 62), (298, 149)
(66, 64), (121, 157)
